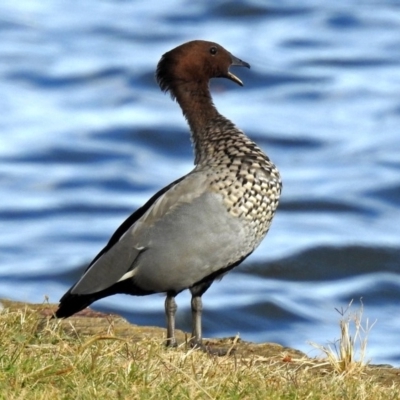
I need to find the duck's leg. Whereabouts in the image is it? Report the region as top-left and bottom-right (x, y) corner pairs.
(189, 280), (214, 349)
(190, 295), (203, 346)
(189, 280), (233, 356)
(165, 293), (178, 347)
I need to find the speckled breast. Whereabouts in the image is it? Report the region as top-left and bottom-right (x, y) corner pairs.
(203, 136), (282, 250)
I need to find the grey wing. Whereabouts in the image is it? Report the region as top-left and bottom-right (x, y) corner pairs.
(69, 171), (209, 295)
(70, 171), (251, 296)
(70, 240), (143, 295)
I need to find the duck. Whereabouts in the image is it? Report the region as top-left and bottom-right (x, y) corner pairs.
(55, 40), (282, 349)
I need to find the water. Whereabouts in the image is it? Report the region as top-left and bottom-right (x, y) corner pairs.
(1, 0), (400, 366)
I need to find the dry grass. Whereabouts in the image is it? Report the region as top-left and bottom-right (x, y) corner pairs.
(310, 300), (375, 375)
(0, 304), (398, 400)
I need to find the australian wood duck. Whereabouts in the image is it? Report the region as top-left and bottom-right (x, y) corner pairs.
(55, 40), (282, 349)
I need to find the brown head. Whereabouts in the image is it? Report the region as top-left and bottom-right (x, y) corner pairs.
(156, 40), (250, 99)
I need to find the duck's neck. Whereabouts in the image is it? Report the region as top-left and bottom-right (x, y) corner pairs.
(174, 81), (219, 131)
(173, 81), (230, 164)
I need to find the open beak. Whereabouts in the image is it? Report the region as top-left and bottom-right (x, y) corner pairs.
(227, 54), (251, 86)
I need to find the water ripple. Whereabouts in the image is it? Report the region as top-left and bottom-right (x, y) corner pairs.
(1, 0), (400, 366)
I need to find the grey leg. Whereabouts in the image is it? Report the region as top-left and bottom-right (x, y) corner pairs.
(165, 294), (177, 347)
(189, 281), (213, 348)
(189, 282), (231, 356)
(190, 295), (203, 347)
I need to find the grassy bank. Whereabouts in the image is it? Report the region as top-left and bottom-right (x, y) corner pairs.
(0, 300), (399, 399)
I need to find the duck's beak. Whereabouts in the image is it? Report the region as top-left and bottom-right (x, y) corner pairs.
(227, 54), (250, 86)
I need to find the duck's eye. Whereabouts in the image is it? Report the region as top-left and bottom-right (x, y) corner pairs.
(209, 46), (217, 55)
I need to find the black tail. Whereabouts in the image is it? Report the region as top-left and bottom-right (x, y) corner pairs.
(54, 280), (155, 319)
(55, 291), (100, 318)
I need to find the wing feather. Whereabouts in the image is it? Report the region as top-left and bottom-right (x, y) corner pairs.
(67, 175), (186, 295)
(67, 171), (209, 295)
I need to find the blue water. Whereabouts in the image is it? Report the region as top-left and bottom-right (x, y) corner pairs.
(1, 1), (400, 366)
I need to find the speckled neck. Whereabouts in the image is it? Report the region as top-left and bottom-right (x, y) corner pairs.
(173, 81), (241, 166)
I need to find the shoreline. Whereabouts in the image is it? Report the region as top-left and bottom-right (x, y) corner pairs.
(1, 297), (400, 388)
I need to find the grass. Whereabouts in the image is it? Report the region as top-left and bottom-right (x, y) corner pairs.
(311, 300), (375, 375)
(0, 301), (399, 400)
